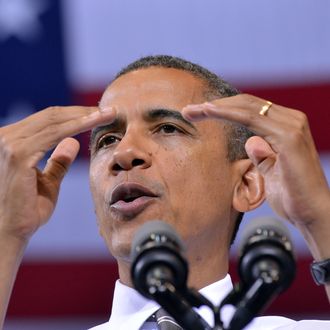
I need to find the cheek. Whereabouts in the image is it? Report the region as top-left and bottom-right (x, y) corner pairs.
(164, 145), (231, 195)
(89, 159), (108, 212)
(89, 166), (100, 200)
(89, 161), (113, 240)
(159, 143), (233, 220)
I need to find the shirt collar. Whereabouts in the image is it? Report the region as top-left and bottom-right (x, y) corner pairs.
(109, 280), (160, 329)
(109, 274), (233, 329)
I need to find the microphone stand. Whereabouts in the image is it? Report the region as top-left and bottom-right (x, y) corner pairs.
(157, 270), (286, 330)
(148, 273), (283, 330)
(221, 271), (282, 330)
(146, 269), (214, 330)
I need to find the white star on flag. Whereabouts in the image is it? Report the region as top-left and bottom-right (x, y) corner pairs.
(0, 0), (49, 42)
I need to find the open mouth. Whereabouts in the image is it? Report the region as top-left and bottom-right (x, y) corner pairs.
(109, 183), (158, 217)
(110, 183), (157, 205)
(120, 191), (148, 203)
(123, 196), (138, 203)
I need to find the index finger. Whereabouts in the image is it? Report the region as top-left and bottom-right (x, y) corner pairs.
(2, 106), (116, 165)
(182, 94), (305, 140)
(5, 106), (113, 137)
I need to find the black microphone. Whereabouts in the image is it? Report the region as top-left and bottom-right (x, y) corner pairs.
(226, 216), (296, 330)
(131, 220), (188, 298)
(238, 216), (296, 289)
(131, 220), (212, 330)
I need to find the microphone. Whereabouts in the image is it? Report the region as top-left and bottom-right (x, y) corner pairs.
(226, 216), (296, 330)
(130, 220), (188, 298)
(131, 220), (212, 330)
(238, 216), (296, 289)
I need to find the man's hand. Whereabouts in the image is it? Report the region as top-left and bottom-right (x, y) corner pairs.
(0, 106), (114, 240)
(183, 94), (330, 261)
(0, 105), (114, 327)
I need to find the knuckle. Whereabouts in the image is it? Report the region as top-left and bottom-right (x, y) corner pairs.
(0, 133), (11, 153)
(239, 93), (257, 105)
(286, 128), (304, 144)
(0, 131), (7, 146)
(287, 109), (309, 132)
(295, 111), (308, 130)
(45, 106), (61, 113)
(0, 138), (21, 163)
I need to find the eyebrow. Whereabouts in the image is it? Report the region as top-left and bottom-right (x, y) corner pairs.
(90, 117), (124, 148)
(145, 108), (196, 130)
(90, 108), (196, 148)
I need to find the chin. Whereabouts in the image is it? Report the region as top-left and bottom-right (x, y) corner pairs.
(112, 245), (132, 263)
(106, 228), (136, 263)
(103, 212), (165, 260)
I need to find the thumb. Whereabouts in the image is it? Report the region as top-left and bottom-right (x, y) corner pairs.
(245, 136), (276, 175)
(43, 137), (80, 184)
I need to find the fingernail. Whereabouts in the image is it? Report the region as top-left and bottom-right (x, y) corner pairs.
(87, 111), (100, 118)
(202, 102), (218, 109)
(184, 104), (202, 109)
(99, 106), (114, 113)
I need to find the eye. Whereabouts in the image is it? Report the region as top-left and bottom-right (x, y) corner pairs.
(157, 124), (183, 134)
(96, 134), (120, 149)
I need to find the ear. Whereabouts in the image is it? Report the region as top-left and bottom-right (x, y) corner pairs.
(232, 159), (265, 212)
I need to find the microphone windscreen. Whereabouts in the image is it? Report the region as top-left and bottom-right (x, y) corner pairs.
(131, 220), (184, 259)
(238, 216), (294, 255)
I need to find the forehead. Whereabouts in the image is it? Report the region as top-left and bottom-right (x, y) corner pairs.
(99, 67), (207, 111)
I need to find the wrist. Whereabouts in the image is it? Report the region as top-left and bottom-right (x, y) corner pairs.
(0, 227), (29, 329)
(0, 229), (29, 258)
(296, 194), (330, 261)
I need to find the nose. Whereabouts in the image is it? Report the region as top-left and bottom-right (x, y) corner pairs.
(109, 132), (152, 175)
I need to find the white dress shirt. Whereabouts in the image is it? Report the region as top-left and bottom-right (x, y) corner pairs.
(89, 274), (330, 330)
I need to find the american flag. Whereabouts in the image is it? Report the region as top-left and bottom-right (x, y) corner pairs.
(1, 0), (329, 329)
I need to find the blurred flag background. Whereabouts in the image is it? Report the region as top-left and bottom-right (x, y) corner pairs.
(1, 0), (329, 329)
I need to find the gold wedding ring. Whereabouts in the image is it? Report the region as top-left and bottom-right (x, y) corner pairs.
(259, 101), (273, 116)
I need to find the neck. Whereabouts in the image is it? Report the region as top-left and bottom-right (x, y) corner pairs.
(185, 239), (229, 289)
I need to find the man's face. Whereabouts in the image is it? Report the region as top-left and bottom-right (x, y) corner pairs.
(89, 67), (238, 263)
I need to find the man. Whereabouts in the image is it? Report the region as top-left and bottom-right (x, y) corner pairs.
(0, 55), (329, 329)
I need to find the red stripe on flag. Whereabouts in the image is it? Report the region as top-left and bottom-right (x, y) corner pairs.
(8, 261), (118, 317)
